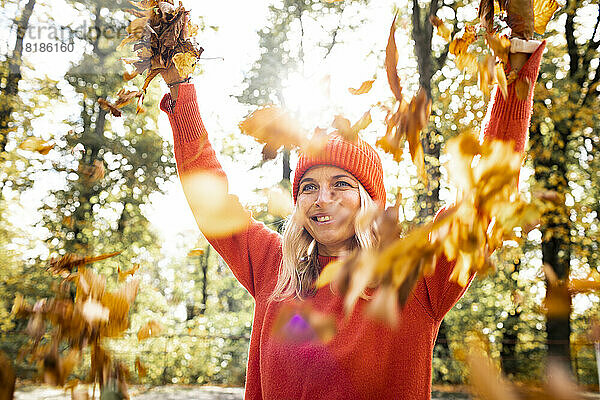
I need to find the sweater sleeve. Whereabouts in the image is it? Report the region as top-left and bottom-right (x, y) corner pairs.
(160, 84), (282, 298)
(418, 41), (546, 321)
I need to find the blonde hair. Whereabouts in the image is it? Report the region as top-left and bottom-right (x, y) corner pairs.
(269, 183), (380, 301)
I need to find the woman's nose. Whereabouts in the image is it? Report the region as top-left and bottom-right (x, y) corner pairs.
(315, 187), (334, 206)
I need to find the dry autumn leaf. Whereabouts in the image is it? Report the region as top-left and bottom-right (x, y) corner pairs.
(173, 51), (197, 78)
(348, 79), (375, 95)
(485, 33), (511, 64)
(180, 171), (251, 238)
(430, 15), (452, 41)
(533, 0), (559, 34)
(449, 25), (477, 56)
(385, 15), (403, 101)
(135, 357), (147, 378)
(118, 263), (141, 282)
(187, 248), (205, 256)
(18, 137), (55, 155)
(47, 251), (121, 277)
(137, 320), (163, 340)
(515, 76), (531, 100)
(239, 106), (307, 160)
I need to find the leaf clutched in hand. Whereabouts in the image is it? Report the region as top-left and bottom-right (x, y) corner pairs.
(348, 80), (375, 95)
(504, 0), (535, 39)
(533, 0), (559, 34)
(180, 171), (251, 238)
(18, 137), (55, 155)
(430, 15), (452, 41)
(173, 52), (197, 78)
(385, 15), (402, 101)
(137, 320), (163, 341)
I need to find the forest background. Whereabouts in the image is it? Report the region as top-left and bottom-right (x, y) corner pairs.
(1, 0), (599, 390)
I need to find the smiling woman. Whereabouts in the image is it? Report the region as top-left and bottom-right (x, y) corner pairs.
(159, 37), (546, 399)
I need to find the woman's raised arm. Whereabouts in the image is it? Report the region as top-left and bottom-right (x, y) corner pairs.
(159, 76), (282, 299)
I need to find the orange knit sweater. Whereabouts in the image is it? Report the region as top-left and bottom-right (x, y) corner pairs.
(160, 43), (545, 400)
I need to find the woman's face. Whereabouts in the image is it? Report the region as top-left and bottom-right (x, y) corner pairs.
(296, 165), (361, 256)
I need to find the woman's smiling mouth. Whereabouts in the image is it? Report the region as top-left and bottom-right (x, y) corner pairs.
(311, 215), (332, 223)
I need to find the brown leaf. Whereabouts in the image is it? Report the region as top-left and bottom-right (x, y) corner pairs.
(137, 320), (163, 341)
(385, 15), (403, 101)
(515, 76), (531, 100)
(478, 0), (496, 32)
(430, 15), (452, 41)
(505, 0), (535, 39)
(348, 79), (375, 95)
(533, 0), (559, 34)
(135, 357), (147, 378)
(0, 351), (16, 400)
(118, 263), (141, 282)
(18, 137), (55, 155)
(48, 251), (121, 277)
(98, 98), (122, 117)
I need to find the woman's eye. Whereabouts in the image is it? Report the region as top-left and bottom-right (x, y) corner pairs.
(334, 181), (352, 188)
(301, 183), (317, 192)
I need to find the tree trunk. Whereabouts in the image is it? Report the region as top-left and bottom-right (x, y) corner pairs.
(500, 259), (522, 377)
(0, 0), (37, 153)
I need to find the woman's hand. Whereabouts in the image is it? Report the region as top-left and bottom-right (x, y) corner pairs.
(160, 64), (183, 101)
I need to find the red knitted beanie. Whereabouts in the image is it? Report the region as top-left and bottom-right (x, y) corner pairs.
(292, 135), (386, 206)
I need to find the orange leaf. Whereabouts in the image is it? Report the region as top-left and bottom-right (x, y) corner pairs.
(495, 63), (508, 99)
(449, 25), (477, 56)
(118, 263), (141, 282)
(18, 137), (55, 155)
(348, 79), (375, 95)
(137, 320), (163, 341)
(187, 248), (205, 257)
(385, 15), (403, 101)
(485, 33), (511, 64)
(430, 15), (452, 41)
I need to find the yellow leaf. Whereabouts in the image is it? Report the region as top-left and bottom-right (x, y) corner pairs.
(430, 15), (451, 41)
(187, 248), (205, 257)
(351, 110), (373, 134)
(118, 263), (141, 282)
(172, 52), (197, 78)
(317, 259), (344, 288)
(137, 320), (163, 341)
(385, 15), (403, 101)
(348, 80), (375, 95)
(533, 0), (559, 34)
(495, 62), (508, 99)
(18, 137), (54, 155)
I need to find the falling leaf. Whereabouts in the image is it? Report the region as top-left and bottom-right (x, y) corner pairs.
(317, 259), (344, 288)
(478, 55), (497, 98)
(239, 106), (307, 160)
(135, 357), (147, 378)
(47, 251), (121, 278)
(495, 62), (508, 99)
(485, 33), (511, 64)
(0, 350), (16, 400)
(348, 79), (375, 95)
(18, 137), (55, 155)
(81, 298), (110, 324)
(266, 187), (294, 218)
(97, 98), (122, 117)
(449, 25), (477, 56)
(385, 15), (403, 101)
(173, 51), (197, 78)
(351, 110), (373, 134)
(430, 15), (452, 41)
(180, 171), (251, 238)
(137, 320), (163, 341)
(118, 263), (141, 282)
(78, 159), (105, 183)
(454, 52), (478, 72)
(533, 0), (559, 34)
(187, 248), (205, 257)
(366, 286), (399, 327)
(515, 76), (531, 100)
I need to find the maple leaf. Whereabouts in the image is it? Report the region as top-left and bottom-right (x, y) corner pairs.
(348, 79), (375, 95)
(18, 137), (55, 155)
(137, 320), (163, 340)
(385, 15), (402, 101)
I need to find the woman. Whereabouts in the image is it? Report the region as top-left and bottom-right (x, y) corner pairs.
(159, 40), (545, 399)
